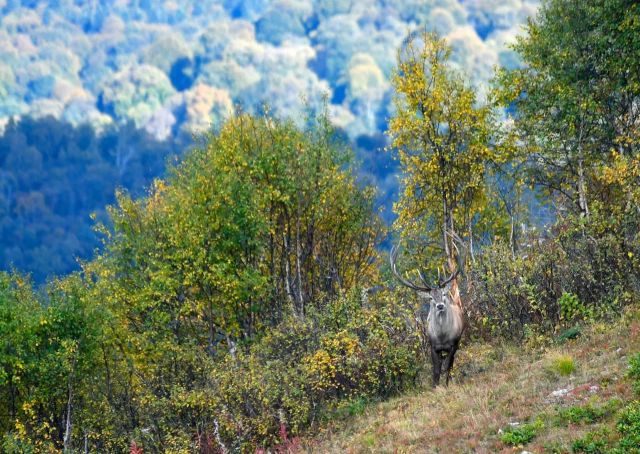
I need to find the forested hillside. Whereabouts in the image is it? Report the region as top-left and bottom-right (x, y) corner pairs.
(1, 0), (640, 453)
(0, 117), (184, 282)
(1, 0), (538, 281)
(0, 116), (397, 283)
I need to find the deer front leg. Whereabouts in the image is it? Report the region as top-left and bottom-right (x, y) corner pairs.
(443, 340), (460, 386)
(431, 345), (442, 387)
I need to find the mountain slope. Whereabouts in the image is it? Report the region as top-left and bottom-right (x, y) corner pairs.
(304, 309), (640, 453)
(0, 1), (539, 140)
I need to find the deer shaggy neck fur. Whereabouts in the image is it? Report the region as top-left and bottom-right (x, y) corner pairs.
(427, 303), (464, 351)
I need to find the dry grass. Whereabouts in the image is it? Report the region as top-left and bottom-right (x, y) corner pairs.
(301, 310), (640, 453)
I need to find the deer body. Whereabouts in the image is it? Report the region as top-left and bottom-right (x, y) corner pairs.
(424, 291), (464, 386)
(391, 245), (465, 387)
(427, 299), (463, 349)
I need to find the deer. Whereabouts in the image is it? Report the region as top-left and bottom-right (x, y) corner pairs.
(390, 243), (465, 387)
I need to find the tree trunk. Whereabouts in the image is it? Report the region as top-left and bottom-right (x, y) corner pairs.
(295, 201), (304, 317)
(442, 197), (451, 267)
(577, 148), (589, 217)
(63, 353), (78, 453)
(576, 117), (590, 218)
(467, 218), (476, 264)
(283, 231), (294, 305)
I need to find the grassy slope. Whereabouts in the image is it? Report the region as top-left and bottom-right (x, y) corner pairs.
(303, 309), (640, 453)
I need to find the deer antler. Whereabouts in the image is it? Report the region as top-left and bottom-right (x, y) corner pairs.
(391, 231), (468, 291)
(390, 244), (434, 291)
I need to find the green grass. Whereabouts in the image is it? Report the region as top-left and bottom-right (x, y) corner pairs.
(335, 397), (369, 418)
(551, 354), (576, 376)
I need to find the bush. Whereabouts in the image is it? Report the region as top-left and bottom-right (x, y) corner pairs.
(467, 210), (640, 342)
(629, 353), (640, 396)
(190, 289), (420, 451)
(556, 399), (622, 426)
(501, 419), (543, 446)
(571, 428), (612, 453)
(0, 112), (416, 452)
(616, 402), (640, 452)
(558, 292), (590, 324)
(102, 288), (420, 452)
(557, 326), (582, 343)
(0, 273), (110, 452)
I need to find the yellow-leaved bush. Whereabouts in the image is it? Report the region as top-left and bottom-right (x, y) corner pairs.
(204, 288), (420, 451)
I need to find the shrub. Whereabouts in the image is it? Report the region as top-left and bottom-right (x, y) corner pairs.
(500, 419), (543, 446)
(467, 209), (640, 342)
(628, 353), (640, 396)
(202, 288), (420, 451)
(557, 326), (582, 343)
(571, 428), (612, 453)
(556, 399), (622, 426)
(544, 441), (565, 453)
(616, 401), (640, 452)
(0, 273), (110, 451)
(338, 397), (369, 418)
(558, 292), (589, 324)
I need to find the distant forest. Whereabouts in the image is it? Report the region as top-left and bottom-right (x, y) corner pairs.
(0, 116), (396, 282)
(0, 0), (538, 281)
(0, 117), (183, 282)
(0, 0), (537, 140)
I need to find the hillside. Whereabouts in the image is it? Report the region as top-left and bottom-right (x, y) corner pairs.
(305, 309), (640, 453)
(0, 0), (540, 284)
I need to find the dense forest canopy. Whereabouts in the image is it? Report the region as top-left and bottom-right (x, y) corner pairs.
(0, 0), (538, 139)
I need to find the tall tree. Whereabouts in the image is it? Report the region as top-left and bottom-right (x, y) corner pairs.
(387, 30), (504, 273)
(495, 0), (640, 217)
(83, 110), (383, 437)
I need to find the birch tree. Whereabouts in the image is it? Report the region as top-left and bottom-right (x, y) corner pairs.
(387, 30), (504, 273)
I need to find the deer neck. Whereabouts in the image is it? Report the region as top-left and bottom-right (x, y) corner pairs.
(449, 278), (463, 310)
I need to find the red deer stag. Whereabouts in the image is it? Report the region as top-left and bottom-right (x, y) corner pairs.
(390, 244), (464, 386)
